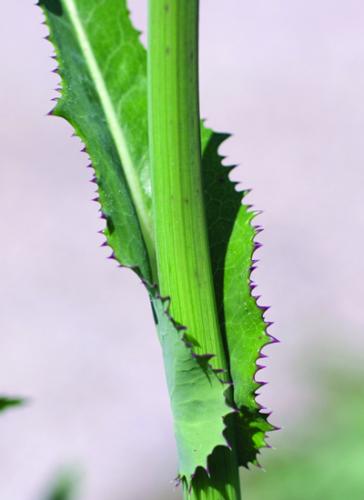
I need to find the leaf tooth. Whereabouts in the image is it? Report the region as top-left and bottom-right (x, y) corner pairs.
(213, 367), (226, 374)
(251, 209), (264, 218)
(256, 400), (267, 411)
(173, 476), (181, 488)
(205, 465), (211, 479)
(267, 334), (280, 345)
(225, 163), (238, 173)
(258, 304), (270, 314)
(191, 352), (215, 361)
(46, 106), (56, 116)
(253, 241), (263, 251)
(223, 437), (233, 452)
(256, 380), (268, 388)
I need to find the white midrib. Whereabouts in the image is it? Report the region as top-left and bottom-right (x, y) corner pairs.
(63, 0), (155, 273)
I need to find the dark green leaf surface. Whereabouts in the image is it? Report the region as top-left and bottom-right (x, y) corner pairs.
(201, 127), (274, 462)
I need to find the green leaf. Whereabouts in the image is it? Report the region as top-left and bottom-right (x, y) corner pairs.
(151, 297), (228, 480)
(39, 0), (154, 282)
(201, 127), (274, 464)
(0, 396), (24, 413)
(42, 469), (79, 500)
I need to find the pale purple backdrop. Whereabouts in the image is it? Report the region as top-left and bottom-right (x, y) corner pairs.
(1, 1), (363, 499)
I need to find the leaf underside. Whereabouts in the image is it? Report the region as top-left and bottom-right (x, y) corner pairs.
(39, 0), (274, 483)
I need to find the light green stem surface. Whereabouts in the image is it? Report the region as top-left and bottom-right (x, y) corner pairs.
(148, 1), (241, 498)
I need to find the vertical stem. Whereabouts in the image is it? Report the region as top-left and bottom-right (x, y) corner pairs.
(148, 1), (241, 498)
(148, 0), (224, 369)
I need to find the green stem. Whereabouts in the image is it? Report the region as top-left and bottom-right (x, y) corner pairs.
(148, 1), (241, 498)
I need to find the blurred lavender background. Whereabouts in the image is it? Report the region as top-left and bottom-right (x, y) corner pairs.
(1, 1), (363, 499)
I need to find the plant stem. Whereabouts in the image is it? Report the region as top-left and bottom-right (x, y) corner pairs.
(148, 1), (241, 498)
(148, 0), (225, 369)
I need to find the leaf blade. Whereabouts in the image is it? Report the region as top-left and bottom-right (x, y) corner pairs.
(40, 0), (154, 281)
(151, 297), (229, 481)
(201, 126), (274, 464)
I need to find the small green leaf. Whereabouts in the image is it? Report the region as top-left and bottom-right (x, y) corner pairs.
(0, 397), (25, 413)
(151, 297), (229, 481)
(42, 470), (79, 500)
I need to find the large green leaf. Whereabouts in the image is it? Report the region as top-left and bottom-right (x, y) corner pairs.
(40, 0), (153, 282)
